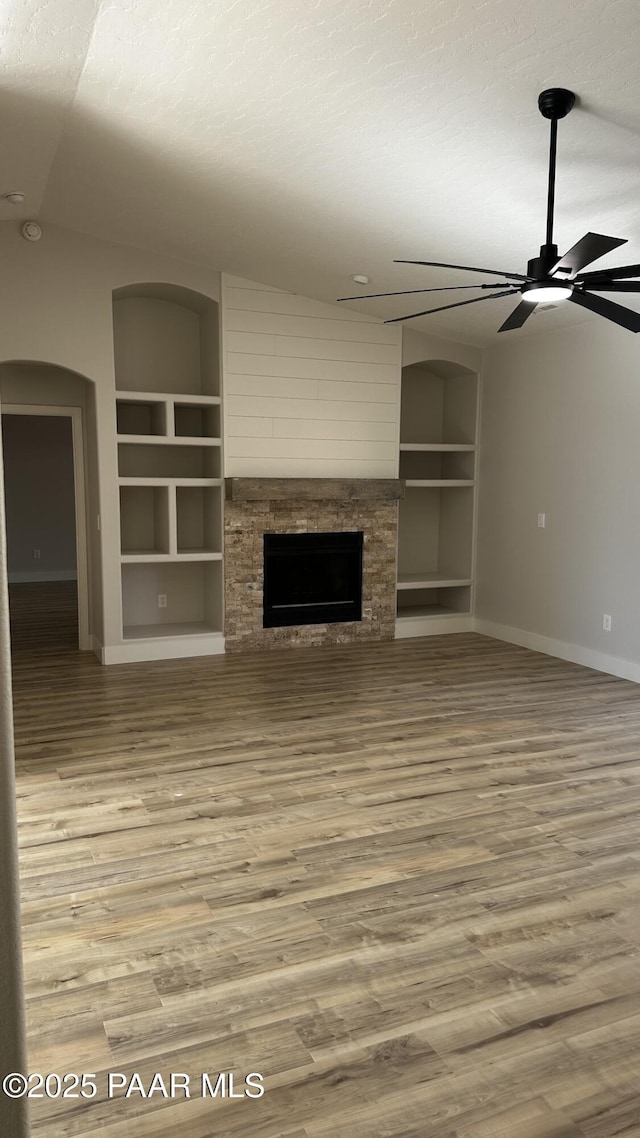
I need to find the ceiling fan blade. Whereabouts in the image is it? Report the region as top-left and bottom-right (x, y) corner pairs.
(336, 284), (509, 302)
(498, 300), (537, 333)
(579, 263), (640, 283)
(580, 281), (640, 293)
(394, 260), (530, 282)
(384, 289), (519, 325)
(551, 233), (627, 278)
(569, 290), (640, 332)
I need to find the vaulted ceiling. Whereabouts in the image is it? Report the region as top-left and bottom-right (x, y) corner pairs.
(2, 0), (639, 344)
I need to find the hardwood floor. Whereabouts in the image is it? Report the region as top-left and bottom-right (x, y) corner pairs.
(11, 632), (640, 1137)
(9, 580), (78, 649)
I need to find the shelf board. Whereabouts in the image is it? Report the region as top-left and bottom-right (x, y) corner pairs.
(397, 572), (472, 590)
(404, 479), (475, 488)
(172, 394), (221, 405)
(119, 477), (222, 487)
(120, 552), (173, 562)
(399, 443), (476, 452)
(173, 550), (223, 561)
(396, 603), (471, 620)
(123, 621), (222, 641)
(117, 434), (221, 446)
(121, 551), (222, 563)
(116, 391), (221, 405)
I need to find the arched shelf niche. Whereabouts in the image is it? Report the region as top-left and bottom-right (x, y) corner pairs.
(396, 357), (478, 631)
(111, 285), (224, 661)
(112, 282), (219, 397)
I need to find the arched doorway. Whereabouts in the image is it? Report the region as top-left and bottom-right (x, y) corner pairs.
(0, 362), (95, 652)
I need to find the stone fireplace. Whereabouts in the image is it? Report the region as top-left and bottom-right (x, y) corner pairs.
(224, 478), (402, 652)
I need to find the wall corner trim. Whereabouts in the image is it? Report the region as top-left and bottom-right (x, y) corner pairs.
(473, 618), (640, 686)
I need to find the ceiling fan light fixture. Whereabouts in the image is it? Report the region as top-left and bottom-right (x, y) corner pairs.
(338, 87), (640, 334)
(521, 281), (573, 303)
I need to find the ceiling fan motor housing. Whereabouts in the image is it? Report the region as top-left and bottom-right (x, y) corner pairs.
(528, 243), (559, 279)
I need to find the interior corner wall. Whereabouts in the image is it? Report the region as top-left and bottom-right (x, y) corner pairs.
(476, 319), (640, 681)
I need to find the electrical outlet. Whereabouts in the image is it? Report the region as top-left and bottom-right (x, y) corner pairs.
(32, 548), (40, 559)
(603, 614), (612, 632)
(158, 594), (167, 609)
(537, 513), (546, 529)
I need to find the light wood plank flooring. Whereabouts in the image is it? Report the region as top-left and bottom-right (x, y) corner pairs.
(11, 633), (640, 1137)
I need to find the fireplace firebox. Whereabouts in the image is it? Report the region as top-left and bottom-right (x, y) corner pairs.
(263, 531), (363, 628)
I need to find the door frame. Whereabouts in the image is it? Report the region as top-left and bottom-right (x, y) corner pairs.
(1, 404), (91, 651)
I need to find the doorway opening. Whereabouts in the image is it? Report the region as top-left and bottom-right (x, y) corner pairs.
(1, 405), (90, 652)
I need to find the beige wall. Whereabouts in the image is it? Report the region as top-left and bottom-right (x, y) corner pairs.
(223, 275), (402, 478)
(476, 318), (640, 676)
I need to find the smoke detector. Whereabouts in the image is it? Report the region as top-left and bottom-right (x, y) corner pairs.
(21, 221), (42, 242)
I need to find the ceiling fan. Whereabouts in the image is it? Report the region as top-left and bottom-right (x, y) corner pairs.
(338, 88), (640, 333)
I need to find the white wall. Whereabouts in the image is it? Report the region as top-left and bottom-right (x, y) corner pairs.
(2, 415), (76, 581)
(476, 318), (640, 680)
(223, 275), (402, 477)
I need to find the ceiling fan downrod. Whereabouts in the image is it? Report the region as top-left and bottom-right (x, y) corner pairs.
(528, 87), (576, 279)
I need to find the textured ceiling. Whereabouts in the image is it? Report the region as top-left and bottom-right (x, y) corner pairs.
(2, 0), (640, 344)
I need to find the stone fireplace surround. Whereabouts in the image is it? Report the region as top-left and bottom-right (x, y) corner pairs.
(224, 478), (402, 653)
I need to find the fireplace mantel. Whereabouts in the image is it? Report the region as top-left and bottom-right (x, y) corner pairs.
(225, 477), (404, 502)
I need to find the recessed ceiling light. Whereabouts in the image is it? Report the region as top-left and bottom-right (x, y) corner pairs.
(3, 191), (25, 204)
(350, 274), (370, 285)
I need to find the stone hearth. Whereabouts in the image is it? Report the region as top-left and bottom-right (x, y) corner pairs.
(224, 479), (402, 652)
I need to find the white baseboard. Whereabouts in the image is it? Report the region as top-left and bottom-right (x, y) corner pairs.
(9, 570), (77, 583)
(395, 613), (474, 638)
(103, 633), (226, 665)
(473, 618), (640, 685)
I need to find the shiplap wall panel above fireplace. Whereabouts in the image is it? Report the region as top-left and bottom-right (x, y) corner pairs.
(222, 275), (402, 479)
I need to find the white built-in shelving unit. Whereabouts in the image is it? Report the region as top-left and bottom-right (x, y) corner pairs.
(113, 285), (224, 660)
(396, 360), (478, 637)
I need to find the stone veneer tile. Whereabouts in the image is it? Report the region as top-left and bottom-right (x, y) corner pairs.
(224, 499), (398, 653)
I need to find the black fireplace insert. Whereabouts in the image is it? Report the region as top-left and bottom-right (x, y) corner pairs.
(263, 531), (363, 628)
